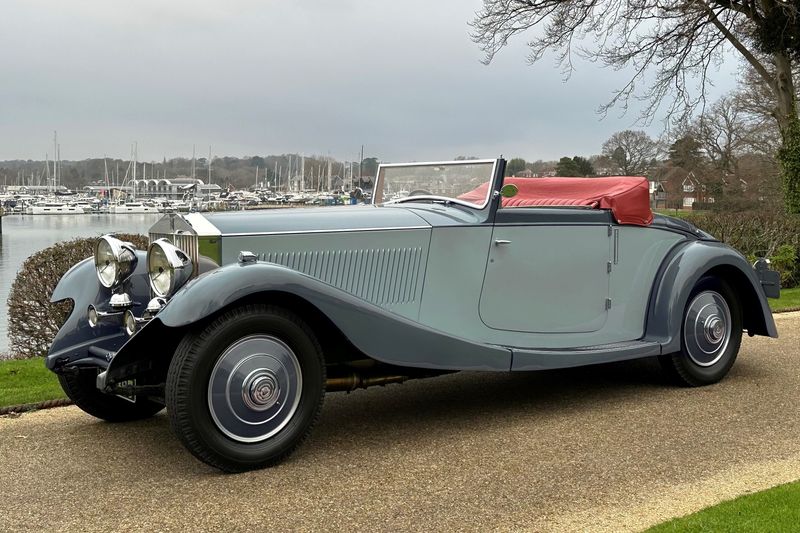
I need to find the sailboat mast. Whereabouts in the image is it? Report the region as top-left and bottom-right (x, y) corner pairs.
(133, 142), (137, 201)
(52, 131), (57, 193)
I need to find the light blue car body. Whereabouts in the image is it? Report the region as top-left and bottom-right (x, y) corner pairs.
(46, 159), (778, 387)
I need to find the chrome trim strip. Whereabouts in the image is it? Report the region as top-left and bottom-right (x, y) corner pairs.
(378, 159), (497, 168)
(221, 226), (430, 237)
(384, 195), (487, 209)
(372, 159), (498, 210)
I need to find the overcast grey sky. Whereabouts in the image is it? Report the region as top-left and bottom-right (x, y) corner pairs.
(0, 0), (740, 163)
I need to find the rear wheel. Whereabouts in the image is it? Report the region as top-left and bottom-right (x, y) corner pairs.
(58, 371), (164, 422)
(660, 276), (742, 386)
(166, 304), (325, 472)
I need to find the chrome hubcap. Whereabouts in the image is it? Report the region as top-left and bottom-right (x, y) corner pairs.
(208, 335), (302, 443)
(242, 370), (280, 411)
(684, 290), (732, 367)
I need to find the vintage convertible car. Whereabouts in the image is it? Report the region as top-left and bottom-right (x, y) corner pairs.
(46, 159), (780, 472)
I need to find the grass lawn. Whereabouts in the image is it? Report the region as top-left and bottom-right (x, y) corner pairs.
(0, 358), (66, 408)
(655, 209), (697, 219)
(771, 287), (800, 312)
(646, 480), (800, 532)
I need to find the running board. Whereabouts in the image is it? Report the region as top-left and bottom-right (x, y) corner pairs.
(509, 340), (661, 371)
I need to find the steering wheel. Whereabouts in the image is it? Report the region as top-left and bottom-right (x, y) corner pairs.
(408, 189), (432, 196)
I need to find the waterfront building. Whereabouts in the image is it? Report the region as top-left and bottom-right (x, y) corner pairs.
(132, 178), (223, 199)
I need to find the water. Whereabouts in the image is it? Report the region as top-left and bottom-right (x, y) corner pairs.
(0, 214), (162, 354)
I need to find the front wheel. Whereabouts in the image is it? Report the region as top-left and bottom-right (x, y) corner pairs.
(659, 276), (743, 386)
(166, 304), (325, 472)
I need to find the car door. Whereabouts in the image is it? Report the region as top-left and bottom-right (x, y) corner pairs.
(479, 209), (612, 335)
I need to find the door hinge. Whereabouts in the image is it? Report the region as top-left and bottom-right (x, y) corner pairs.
(605, 298), (612, 310)
(608, 225), (613, 237)
(607, 261), (612, 273)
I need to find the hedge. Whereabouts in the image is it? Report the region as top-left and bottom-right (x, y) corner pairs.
(683, 211), (800, 288)
(7, 234), (148, 359)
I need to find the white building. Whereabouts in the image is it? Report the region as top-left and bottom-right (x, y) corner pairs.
(133, 178), (222, 199)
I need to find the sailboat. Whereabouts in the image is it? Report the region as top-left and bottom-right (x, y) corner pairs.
(109, 143), (159, 214)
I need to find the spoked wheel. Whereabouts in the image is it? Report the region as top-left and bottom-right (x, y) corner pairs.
(660, 276), (742, 386)
(166, 304), (325, 472)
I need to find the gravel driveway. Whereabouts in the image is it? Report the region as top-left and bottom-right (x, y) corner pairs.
(2, 312), (799, 532)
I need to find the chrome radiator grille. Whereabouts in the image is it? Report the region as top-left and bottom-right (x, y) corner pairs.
(149, 231), (200, 278)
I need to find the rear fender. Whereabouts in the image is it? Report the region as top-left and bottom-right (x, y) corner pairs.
(646, 240), (778, 353)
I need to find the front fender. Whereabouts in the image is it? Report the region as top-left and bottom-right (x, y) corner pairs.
(646, 240), (778, 353)
(46, 251), (151, 371)
(148, 261), (510, 371)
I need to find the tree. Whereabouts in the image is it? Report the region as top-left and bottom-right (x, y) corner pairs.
(668, 135), (705, 172)
(470, 1), (800, 212)
(572, 156), (594, 176)
(693, 96), (746, 175)
(529, 159), (556, 176)
(361, 157), (379, 177)
(506, 157), (527, 176)
(732, 66), (786, 157)
(556, 157), (578, 176)
(601, 131), (659, 175)
(555, 156), (594, 176)
(589, 154), (615, 175)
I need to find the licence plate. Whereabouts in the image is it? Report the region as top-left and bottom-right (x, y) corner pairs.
(115, 379), (137, 403)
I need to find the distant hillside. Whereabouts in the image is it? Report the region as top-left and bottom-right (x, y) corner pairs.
(0, 154), (381, 191)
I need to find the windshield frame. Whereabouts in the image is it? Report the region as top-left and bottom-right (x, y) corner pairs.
(371, 159), (499, 209)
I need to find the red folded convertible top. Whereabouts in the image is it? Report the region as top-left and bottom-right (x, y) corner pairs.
(458, 176), (653, 226)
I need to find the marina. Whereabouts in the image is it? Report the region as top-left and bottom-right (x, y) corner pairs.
(0, 213), (162, 354)
(2, 137), (373, 217)
(0, 195), (368, 355)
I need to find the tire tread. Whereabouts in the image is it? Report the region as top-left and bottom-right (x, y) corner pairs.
(166, 304), (326, 472)
(659, 276), (743, 387)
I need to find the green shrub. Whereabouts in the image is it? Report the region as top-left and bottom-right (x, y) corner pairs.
(683, 212), (800, 288)
(7, 234), (148, 359)
(771, 244), (798, 287)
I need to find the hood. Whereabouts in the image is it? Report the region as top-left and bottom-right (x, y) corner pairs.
(184, 205), (431, 236)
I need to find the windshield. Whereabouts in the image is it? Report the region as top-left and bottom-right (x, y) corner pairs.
(372, 160), (496, 208)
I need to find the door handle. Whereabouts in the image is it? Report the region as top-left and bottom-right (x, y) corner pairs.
(494, 239), (512, 246)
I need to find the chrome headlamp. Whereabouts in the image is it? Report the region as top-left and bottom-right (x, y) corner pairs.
(94, 235), (138, 288)
(147, 238), (193, 298)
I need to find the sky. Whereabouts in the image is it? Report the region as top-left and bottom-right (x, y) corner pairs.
(0, 0), (741, 163)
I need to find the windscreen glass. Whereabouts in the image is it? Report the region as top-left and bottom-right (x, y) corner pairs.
(373, 161), (495, 208)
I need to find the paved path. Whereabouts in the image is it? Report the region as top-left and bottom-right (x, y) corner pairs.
(2, 313), (799, 532)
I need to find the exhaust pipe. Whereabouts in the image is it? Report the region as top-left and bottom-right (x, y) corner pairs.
(326, 374), (409, 392)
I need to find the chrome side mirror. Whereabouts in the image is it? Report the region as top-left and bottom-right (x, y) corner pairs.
(500, 183), (519, 198)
